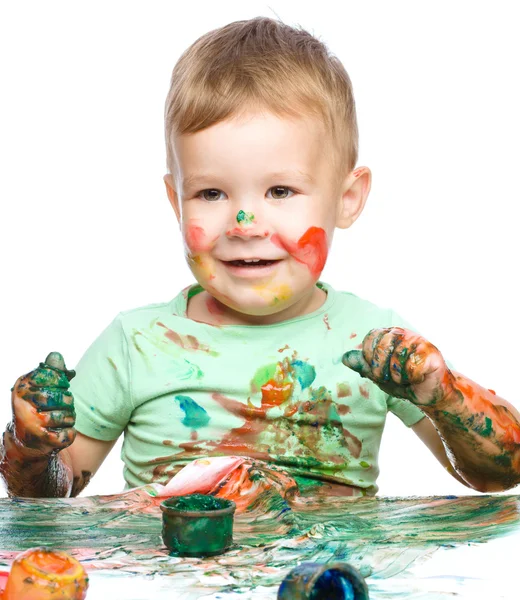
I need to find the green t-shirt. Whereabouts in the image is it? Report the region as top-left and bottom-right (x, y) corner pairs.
(71, 282), (425, 494)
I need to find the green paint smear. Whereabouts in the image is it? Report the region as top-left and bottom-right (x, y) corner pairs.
(478, 416), (494, 437)
(250, 363), (278, 392)
(162, 494), (230, 512)
(236, 210), (255, 225)
(1, 487), (520, 597)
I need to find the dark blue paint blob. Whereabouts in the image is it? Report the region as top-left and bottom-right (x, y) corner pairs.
(174, 395), (210, 429)
(310, 569), (355, 599)
(290, 360), (316, 390)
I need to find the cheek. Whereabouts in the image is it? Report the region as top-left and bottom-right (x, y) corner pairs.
(184, 223), (213, 254)
(272, 226), (329, 279)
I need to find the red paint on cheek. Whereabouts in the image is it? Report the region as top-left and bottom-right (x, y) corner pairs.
(272, 227), (328, 278)
(185, 225), (209, 253)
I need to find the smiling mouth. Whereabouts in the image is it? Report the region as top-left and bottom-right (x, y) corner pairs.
(224, 259), (281, 267)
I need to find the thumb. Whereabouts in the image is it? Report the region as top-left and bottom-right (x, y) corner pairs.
(342, 350), (372, 378)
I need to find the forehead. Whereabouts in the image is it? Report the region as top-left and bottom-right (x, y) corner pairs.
(171, 111), (331, 189)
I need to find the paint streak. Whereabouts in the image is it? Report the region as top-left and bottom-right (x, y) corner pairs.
(359, 384), (370, 399)
(226, 227), (252, 236)
(177, 356), (362, 467)
(107, 357), (118, 371)
(271, 227), (328, 278)
(205, 296), (224, 317)
(337, 382), (352, 398)
(278, 344), (290, 353)
(156, 322), (219, 356)
(189, 254), (216, 280)
(350, 332), (357, 339)
(1, 474), (520, 599)
(174, 395), (211, 429)
(323, 314), (331, 330)
(185, 224), (209, 253)
(352, 168), (364, 178)
(253, 283), (292, 305)
(130, 330), (204, 379)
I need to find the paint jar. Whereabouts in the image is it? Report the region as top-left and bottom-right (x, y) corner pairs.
(2, 547), (88, 600)
(160, 493), (236, 557)
(277, 561), (369, 600)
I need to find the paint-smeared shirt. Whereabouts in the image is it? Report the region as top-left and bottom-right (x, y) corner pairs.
(71, 282), (425, 493)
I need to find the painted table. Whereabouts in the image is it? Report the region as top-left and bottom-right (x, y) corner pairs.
(0, 485), (518, 599)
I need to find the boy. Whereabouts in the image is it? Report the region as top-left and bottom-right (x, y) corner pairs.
(2, 16), (520, 499)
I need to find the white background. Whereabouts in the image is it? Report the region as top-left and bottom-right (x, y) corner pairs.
(0, 0), (518, 498)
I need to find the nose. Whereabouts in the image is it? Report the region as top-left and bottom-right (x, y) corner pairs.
(226, 209), (270, 240)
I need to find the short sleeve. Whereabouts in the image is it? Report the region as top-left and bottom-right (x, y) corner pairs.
(70, 315), (133, 441)
(386, 396), (425, 426)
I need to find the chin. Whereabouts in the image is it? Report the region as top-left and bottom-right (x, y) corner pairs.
(214, 289), (295, 317)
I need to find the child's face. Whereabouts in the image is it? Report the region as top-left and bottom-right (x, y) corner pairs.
(165, 110), (369, 319)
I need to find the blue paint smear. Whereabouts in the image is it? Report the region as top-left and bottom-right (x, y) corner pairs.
(174, 395), (210, 429)
(290, 360), (316, 390)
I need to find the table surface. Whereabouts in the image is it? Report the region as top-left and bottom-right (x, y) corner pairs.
(0, 486), (519, 600)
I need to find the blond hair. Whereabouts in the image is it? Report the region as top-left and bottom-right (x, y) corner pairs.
(165, 17), (358, 181)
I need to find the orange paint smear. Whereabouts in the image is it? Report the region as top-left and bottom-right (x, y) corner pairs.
(271, 226), (328, 278)
(456, 378), (520, 446)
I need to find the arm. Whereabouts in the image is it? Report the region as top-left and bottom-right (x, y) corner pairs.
(1, 430), (115, 498)
(344, 327), (520, 492)
(61, 433), (117, 497)
(0, 352), (116, 498)
(411, 416), (472, 488)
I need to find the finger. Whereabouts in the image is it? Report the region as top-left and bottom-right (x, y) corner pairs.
(36, 409), (76, 429)
(17, 387), (74, 411)
(342, 350), (372, 377)
(391, 334), (440, 385)
(37, 427), (76, 451)
(43, 352), (76, 382)
(360, 328), (385, 366)
(31, 366), (72, 389)
(370, 330), (403, 382)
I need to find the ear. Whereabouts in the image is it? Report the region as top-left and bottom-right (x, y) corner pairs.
(163, 174), (181, 223)
(335, 166), (371, 229)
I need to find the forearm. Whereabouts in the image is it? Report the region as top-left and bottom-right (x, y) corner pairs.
(422, 371), (520, 491)
(0, 426), (73, 498)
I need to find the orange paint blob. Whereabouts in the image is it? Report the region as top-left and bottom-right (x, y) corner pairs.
(2, 548), (88, 600)
(185, 224), (208, 253)
(271, 227), (328, 278)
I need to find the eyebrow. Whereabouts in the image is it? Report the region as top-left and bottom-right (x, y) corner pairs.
(182, 169), (315, 191)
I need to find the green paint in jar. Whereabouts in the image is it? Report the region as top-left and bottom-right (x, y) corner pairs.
(160, 494), (236, 557)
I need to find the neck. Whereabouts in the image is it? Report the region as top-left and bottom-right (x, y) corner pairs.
(187, 285), (327, 326)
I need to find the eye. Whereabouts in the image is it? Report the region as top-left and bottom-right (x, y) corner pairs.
(267, 186), (294, 201)
(196, 189), (225, 202)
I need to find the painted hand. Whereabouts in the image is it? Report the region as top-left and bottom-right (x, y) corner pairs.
(342, 327), (453, 406)
(10, 352), (76, 455)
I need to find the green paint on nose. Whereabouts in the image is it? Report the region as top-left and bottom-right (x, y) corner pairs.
(236, 210), (255, 225)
